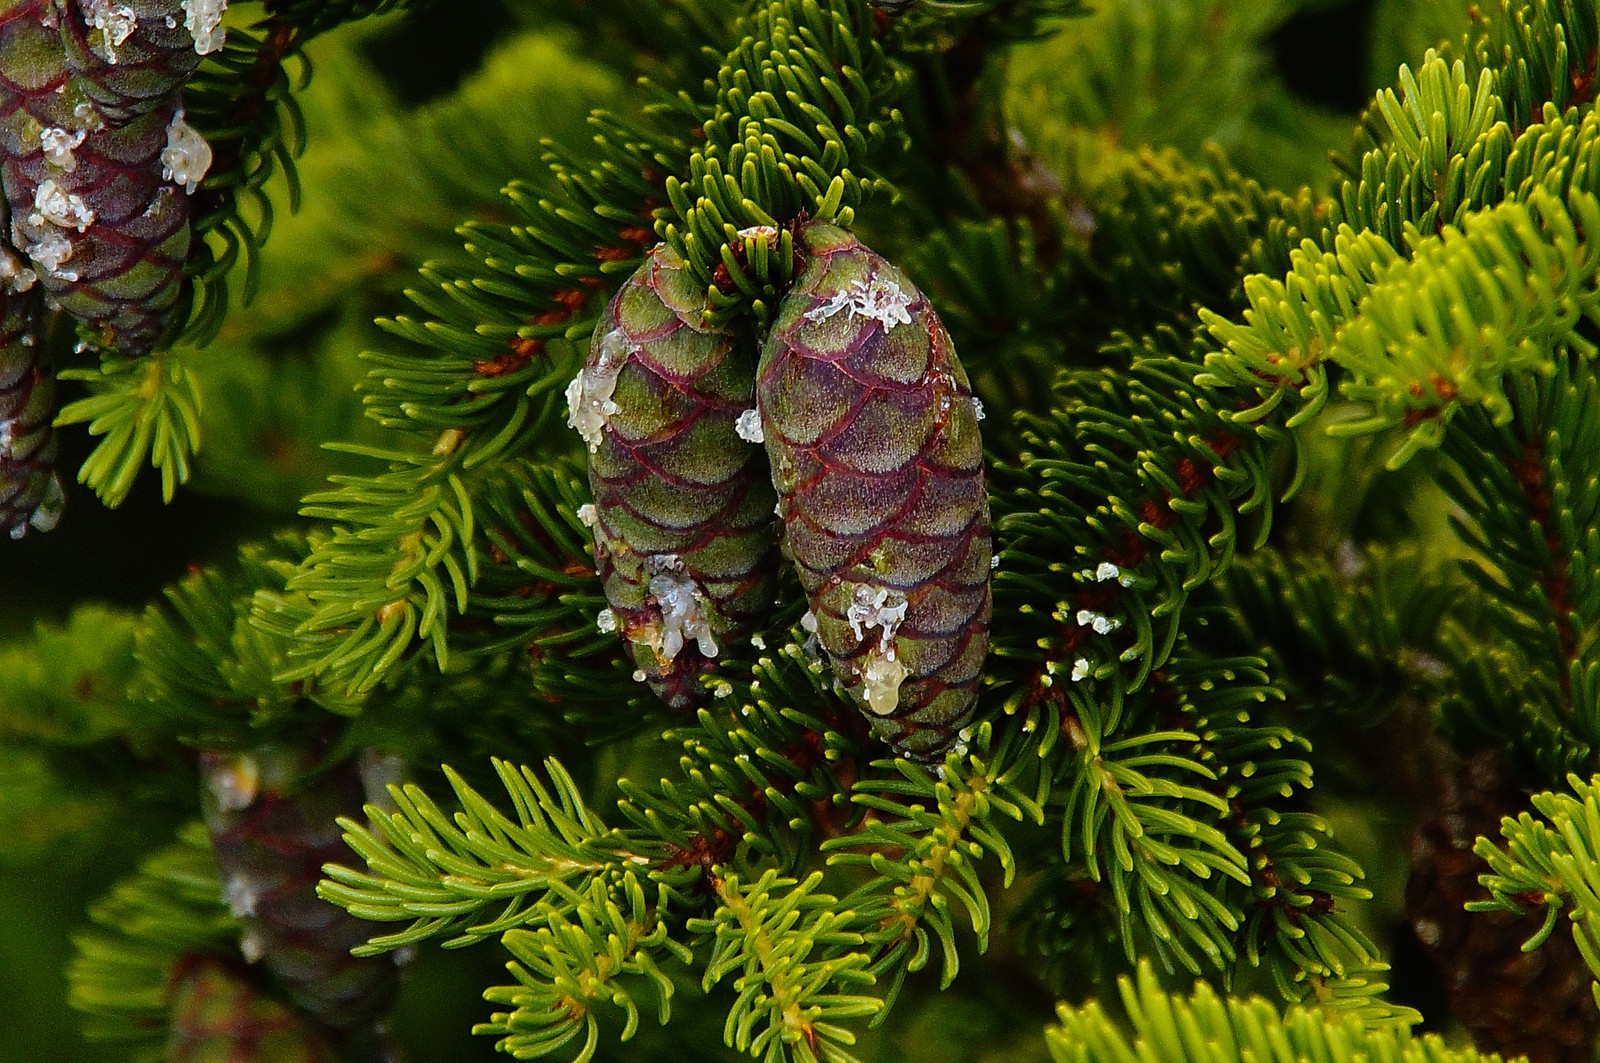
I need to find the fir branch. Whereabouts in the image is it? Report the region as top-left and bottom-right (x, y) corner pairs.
(1189, 685), (1405, 1022)
(476, 875), (691, 1062)
(137, 532), (361, 744)
(1327, 188), (1600, 464)
(660, 0), (907, 324)
(1049, 671), (1251, 975)
(56, 351), (203, 506)
(1204, 187), (1600, 467)
(1438, 346), (1600, 776)
(1045, 964), (1499, 1063)
(824, 732), (1029, 1012)
(690, 868), (880, 1063)
(1334, 55), (1508, 249)
(318, 757), (649, 953)
(1470, 771), (1600, 1007)
(272, 109), (680, 693)
(1466, 0), (1600, 133)
(613, 639), (870, 873)
(68, 822), (239, 1044)
(993, 325), (1287, 699)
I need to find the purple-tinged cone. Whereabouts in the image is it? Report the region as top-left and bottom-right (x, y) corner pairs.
(200, 746), (404, 1062)
(569, 243), (780, 709)
(0, 0), (210, 355)
(758, 222), (991, 760)
(0, 278), (63, 537)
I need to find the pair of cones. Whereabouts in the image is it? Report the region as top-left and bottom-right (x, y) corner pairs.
(572, 221), (992, 760)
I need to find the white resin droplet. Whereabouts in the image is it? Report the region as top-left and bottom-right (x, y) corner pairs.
(161, 111), (212, 193)
(82, 1), (136, 62)
(971, 396), (985, 421)
(206, 754), (259, 812)
(28, 478), (64, 534)
(595, 608), (617, 633)
(645, 555), (717, 662)
(18, 220), (79, 283)
(0, 248), (37, 294)
(1095, 562), (1120, 582)
(566, 330), (628, 452)
(845, 583), (908, 654)
(859, 649), (910, 715)
(1070, 657), (1091, 682)
(735, 408), (764, 443)
(576, 503), (598, 527)
(39, 127), (86, 172)
(223, 873), (260, 918)
(182, 0), (227, 54)
(32, 180), (94, 232)
(804, 275), (914, 330)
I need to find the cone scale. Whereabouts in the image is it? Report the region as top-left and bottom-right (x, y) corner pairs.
(569, 242), (780, 709)
(757, 222), (991, 759)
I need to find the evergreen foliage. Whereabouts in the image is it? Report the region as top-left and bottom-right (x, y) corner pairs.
(7, 0), (1600, 1061)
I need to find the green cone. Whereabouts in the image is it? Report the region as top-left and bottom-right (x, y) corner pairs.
(200, 745), (404, 1061)
(758, 222), (992, 759)
(569, 243), (780, 709)
(0, 0), (208, 355)
(0, 279), (63, 538)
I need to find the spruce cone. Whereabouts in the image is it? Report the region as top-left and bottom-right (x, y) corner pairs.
(168, 958), (338, 1063)
(757, 221), (991, 759)
(569, 242), (780, 709)
(0, 0), (210, 355)
(200, 746), (405, 1061)
(0, 280), (63, 537)
(1406, 747), (1600, 1063)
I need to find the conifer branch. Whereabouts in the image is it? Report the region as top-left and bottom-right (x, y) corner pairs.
(1438, 347), (1600, 776)
(476, 876), (690, 1062)
(68, 822), (239, 1045)
(824, 733), (1029, 1009)
(56, 352), (203, 506)
(692, 869), (879, 1063)
(1471, 772), (1600, 1007)
(318, 758), (645, 953)
(1046, 964), (1498, 1063)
